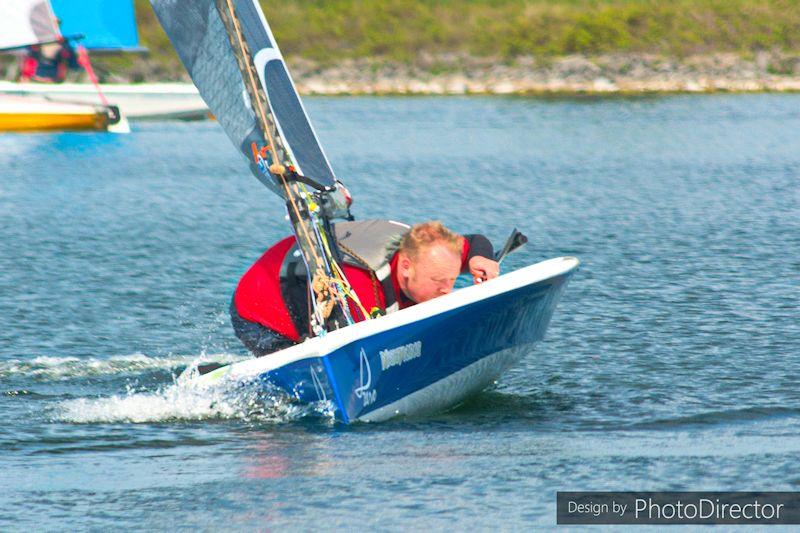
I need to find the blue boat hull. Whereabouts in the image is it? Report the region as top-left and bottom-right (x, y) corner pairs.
(255, 258), (578, 423)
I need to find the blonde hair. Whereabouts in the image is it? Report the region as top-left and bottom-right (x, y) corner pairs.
(398, 221), (463, 260)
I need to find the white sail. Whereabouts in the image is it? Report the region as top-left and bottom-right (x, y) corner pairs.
(0, 0), (61, 52)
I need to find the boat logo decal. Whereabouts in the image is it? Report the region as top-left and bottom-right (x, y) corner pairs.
(354, 348), (377, 407)
(379, 341), (422, 371)
(310, 365), (326, 402)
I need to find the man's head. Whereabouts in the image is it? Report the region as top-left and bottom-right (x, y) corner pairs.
(396, 221), (463, 303)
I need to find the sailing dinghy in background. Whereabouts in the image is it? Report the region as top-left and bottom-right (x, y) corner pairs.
(0, 0), (129, 132)
(151, 0), (579, 423)
(0, 0), (208, 130)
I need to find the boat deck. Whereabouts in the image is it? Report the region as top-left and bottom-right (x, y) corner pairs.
(0, 82), (210, 121)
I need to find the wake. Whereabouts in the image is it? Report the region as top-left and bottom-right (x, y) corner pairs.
(4, 353), (333, 424)
(0, 353), (247, 381)
(54, 380), (315, 424)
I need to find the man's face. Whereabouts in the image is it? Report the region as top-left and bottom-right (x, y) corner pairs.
(398, 244), (462, 303)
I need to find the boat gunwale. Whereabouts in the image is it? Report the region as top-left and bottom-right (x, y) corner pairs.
(209, 256), (579, 382)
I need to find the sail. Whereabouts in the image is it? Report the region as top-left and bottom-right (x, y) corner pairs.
(49, 0), (141, 51)
(149, 0), (338, 198)
(0, 0), (61, 52)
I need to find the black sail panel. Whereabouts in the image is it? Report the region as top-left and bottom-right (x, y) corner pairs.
(263, 60), (337, 187)
(149, 0), (338, 197)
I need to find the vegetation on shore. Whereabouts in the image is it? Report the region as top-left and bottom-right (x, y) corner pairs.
(261, 0), (800, 61)
(3, 0), (799, 83)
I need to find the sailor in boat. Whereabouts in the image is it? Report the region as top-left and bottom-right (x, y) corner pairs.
(231, 221), (500, 357)
(18, 37), (78, 83)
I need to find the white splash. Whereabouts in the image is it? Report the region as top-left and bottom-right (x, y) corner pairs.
(0, 353), (249, 381)
(54, 376), (334, 424)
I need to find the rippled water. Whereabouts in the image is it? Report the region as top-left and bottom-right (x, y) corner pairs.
(1, 95), (799, 529)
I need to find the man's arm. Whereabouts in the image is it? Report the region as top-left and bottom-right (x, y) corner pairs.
(462, 234), (500, 283)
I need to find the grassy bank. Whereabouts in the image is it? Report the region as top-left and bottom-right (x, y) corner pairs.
(4, 1), (800, 83)
(120, 0), (800, 80)
(261, 0), (800, 61)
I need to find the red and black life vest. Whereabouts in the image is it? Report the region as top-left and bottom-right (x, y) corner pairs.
(234, 220), (410, 341)
(20, 42), (77, 83)
(233, 219), (482, 341)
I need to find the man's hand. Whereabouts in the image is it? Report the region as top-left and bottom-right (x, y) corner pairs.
(468, 256), (500, 284)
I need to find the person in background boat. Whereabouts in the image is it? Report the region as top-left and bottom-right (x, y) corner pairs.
(231, 221), (500, 357)
(18, 37), (79, 83)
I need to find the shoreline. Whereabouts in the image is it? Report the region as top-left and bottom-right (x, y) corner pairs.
(288, 53), (800, 95)
(3, 53), (800, 95)
(291, 79), (800, 96)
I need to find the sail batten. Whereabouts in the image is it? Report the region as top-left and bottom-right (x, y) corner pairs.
(150, 0), (338, 198)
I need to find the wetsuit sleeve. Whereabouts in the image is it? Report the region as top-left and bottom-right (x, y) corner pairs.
(461, 234), (494, 270)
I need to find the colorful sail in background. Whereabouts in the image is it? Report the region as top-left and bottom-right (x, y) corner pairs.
(149, 0), (338, 199)
(50, 0), (141, 51)
(0, 0), (61, 52)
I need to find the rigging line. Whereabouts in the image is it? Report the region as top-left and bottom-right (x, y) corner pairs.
(293, 178), (365, 324)
(313, 223), (370, 320)
(331, 258), (370, 321)
(303, 202), (362, 319)
(336, 242), (381, 315)
(306, 267), (326, 333)
(316, 243), (358, 325)
(317, 242), (367, 321)
(75, 46), (110, 107)
(283, 181), (323, 269)
(220, 0), (323, 268)
(299, 181), (354, 285)
(296, 181), (362, 318)
(221, 0), (273, 159)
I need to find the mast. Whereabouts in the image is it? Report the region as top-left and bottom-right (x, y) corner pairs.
(216, 0), (358, 334)
(150, 0), (367, 336)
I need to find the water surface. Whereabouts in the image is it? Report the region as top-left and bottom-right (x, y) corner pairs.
(1, 94), (799, 529)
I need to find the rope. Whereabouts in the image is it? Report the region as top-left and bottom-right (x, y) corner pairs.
(75, 46), (110, 107)
(311, 218), (370, 321)
(220, 0), (322, 268)
(337, 242), (383, 316)
(220, 0), (367, 332)
(309, 213), (356, 324)
(311, 269), (351, 320)
(330, 255), (371, 320)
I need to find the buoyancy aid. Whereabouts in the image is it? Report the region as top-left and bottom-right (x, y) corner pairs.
(234, 219), (492, 342)
(235, 219), (410, 341)
(20, 42), (77, 83)
(332, 219), (410, 311)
